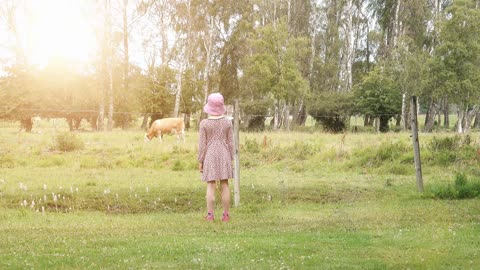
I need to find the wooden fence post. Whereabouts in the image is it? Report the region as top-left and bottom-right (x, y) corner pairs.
(233, 99), (241, 207)
(410, 96), (424, 192)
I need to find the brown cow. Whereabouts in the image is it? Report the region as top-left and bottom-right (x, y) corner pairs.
(144, 118), (185, 143)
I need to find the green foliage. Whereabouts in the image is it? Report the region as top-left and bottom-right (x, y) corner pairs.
(308, 92), (354, 133)
(428, 173), (480, 199)
(353, 142), (410, 168)
(137, 65), (176, 118)
(427, 136), (462, 152)
(432, 0), (480, 107)
(353, 67), (402, 132)
(425, 135), (478, 166)
(172, 160), (185, 171)
(239, 20), (309, 130)
(243, 138), (260, 154)
(54, 132), (84, 152)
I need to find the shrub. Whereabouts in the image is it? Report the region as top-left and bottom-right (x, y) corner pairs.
(429, 173), (480, 199)
(55, 132), (84, 152)
(244, 138), (260, 154)
(428, 136), (461, 152)
(172, 160), (185, 171)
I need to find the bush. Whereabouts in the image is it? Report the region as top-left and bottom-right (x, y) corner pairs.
(172, 160), (185, 171)
(425, 135), (479, 166)
(429, 173), (480, 199)
(244, 138), (260, 154)
(428, 136), (461, 152)
(54, 132), (84, 152)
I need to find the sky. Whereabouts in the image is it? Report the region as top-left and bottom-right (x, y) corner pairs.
(0, 0), (147, 72)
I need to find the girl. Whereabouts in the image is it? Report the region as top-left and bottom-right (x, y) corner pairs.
(198, 93), (234, 222)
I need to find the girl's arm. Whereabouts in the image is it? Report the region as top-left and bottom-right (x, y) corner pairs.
(227, 122), (234, 161)
(198, 122), (207, 164)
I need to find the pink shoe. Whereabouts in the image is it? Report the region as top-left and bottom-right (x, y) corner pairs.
(222, 213), (230, 222)
(205, 213), (214, 221)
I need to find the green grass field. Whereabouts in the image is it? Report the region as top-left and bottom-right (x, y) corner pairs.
(0, 120), (479, 269)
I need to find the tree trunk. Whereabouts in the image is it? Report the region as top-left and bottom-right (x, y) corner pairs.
(401, 93), (408, 130)
(201, 16), (214, 122)
(464, 106), (478, 133)
(423, 98), (437, 132)
(21, 117), (33, 132)
(457, 108), (464, 133)
(141, 114), (149, 130)
(474, 111), (480, 128)
(174, 68), (183, 118)
(122, 0), (129, 130)
(342, 0), (355, 92)
(273, 102), (279, 130)
(443, 97), (449, 128)
(174, 0), (192, 118)
(284, 104), (290, 131)
(292, 100), (307, 127)
(106, 0), (113, 131)
(184, 113), (191, 130)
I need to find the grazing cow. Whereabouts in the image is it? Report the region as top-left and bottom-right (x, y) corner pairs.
(144, 117), (185, 143)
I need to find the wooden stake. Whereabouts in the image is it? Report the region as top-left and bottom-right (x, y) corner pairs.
(410, 96), (424, 192)
(233, 99), (241, 207)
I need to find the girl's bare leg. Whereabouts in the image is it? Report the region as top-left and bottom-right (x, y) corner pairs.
(206, 181), (216, 214)
(220, 180), (230, 214)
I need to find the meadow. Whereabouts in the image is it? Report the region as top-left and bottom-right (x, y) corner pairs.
(0, 119), (479, 269)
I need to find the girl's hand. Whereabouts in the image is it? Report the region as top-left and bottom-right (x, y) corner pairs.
(199, 163), (203, 173)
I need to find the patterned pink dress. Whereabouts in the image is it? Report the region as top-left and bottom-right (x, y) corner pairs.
(198, 118), (234, 182)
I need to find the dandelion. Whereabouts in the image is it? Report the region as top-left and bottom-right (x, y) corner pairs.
(19, 182), (27, 191)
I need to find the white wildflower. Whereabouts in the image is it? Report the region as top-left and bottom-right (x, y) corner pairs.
(53, 194), (58, 202)
(22, 199), (27, 207)
(31, 200), (35, 208)
(41, 206), (45, 213)
(0, 179), (5, 184)
(75, 187), (79, 193)
(19, 182), (27, 191)
(115, 193), (119, 200)
(43, 184), (47, 191)
(43, 195), (47, 202)
(146, 187), (149, 193)
(70, 186), (73, 193)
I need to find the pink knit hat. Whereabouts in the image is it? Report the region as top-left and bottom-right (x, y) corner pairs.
(203, 92), (226, 116)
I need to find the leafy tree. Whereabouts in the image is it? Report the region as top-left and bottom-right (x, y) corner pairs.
(433, 0), (480, 133)
(354, 66), (402, 132)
